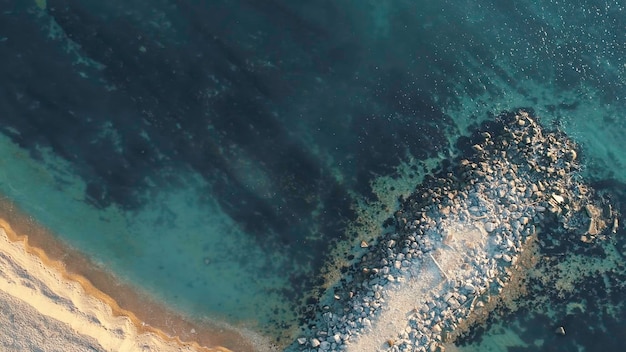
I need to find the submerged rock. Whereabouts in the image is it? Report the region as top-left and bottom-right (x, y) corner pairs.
(555, 326), (566, 336)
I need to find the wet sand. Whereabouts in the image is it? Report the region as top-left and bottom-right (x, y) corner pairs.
(0, 196), (268, 352)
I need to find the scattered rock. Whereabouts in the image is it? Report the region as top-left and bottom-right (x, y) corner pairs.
(295, 110), (615, 352)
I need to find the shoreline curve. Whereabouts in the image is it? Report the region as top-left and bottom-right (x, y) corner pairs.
(0, 195), (267, 352)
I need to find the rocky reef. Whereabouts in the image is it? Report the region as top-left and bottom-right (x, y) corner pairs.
(289, 110), (618, 352)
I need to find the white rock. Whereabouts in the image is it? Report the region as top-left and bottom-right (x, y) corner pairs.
(552, 194), (565, 204)
(311, 338), (321, 347)
(297, 338), (307, 345)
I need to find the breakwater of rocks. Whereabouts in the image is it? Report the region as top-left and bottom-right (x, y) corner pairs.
(290, 110), (618, 352)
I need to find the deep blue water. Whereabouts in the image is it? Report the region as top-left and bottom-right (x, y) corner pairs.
(0, 0), (625, 350)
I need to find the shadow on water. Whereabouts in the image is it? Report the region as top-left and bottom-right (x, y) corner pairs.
(0, 1), (452, 339)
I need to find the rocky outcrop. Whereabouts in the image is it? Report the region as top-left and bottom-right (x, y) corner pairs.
(291, 110), (617, 352)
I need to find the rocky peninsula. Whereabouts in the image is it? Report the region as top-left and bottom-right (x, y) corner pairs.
(291, 110), (618, 352)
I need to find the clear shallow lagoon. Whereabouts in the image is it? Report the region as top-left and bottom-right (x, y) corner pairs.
(0, 1), (625, 351)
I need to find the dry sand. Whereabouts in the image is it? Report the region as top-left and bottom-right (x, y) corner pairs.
(0, 198), (269, 352)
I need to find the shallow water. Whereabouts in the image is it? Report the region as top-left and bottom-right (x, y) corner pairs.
(0, 1), (625, 351)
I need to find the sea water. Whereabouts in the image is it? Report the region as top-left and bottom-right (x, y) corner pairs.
(0, 1), (625, 351)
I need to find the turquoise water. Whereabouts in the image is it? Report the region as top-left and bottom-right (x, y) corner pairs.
(0, 1), (625, 350)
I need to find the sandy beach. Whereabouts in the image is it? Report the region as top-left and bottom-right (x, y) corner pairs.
(0, 221), (211, 351)
(0, 201), (267, 352)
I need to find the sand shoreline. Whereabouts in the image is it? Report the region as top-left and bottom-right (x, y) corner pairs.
(0, 197), (267, 352)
